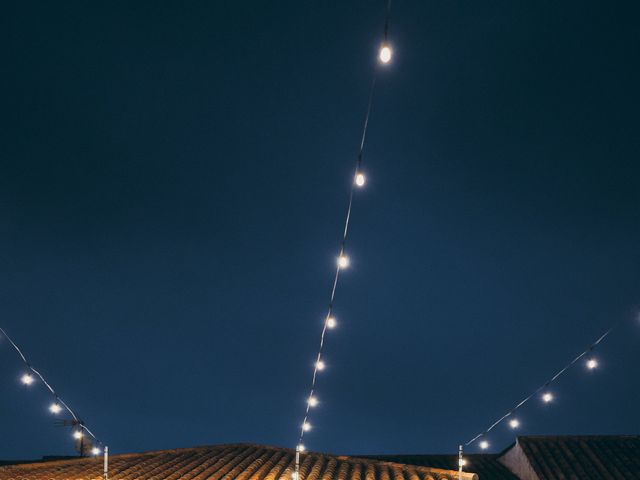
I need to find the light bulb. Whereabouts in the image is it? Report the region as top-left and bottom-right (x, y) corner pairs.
(542, 392), (553, 403)
(297, 444), (305, 452)
(479, 440), (489, 450)
(326, 317), (337, 329)
(459, 459), (467, 467)
(587, 358), (598, 370)
(315, 360), (325, 371)
(379, 44), (392, 64)
(308, 396), (318, 407)
(49, 403), (62, 414)
(337, 254), (349, 269)
(355, 172), (366, 187)
(509, 418), (520, 429)
(73, 430), (83, 440)
(91, 447), (101, 456)
(302, 421), (311, 432)
(21, 373), (34, 385)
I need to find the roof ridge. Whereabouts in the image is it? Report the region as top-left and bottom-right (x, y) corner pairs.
(0, 444), (275, 469)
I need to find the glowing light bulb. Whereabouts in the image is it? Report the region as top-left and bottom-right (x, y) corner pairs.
(479, 440), (489, 450)
(337, 254), (349, 269)
(308, 395), (318, 407)
(459, 459), (467, 467)
(509, 418), (520, 429)
(587, 358), (598, 370)
(49, 403), (62, 414)
(91, 447), (101, 456)
(73, 430), (83, 440)
(297, 444), (305, 452)
(355, 172), (366, 187)
(21, 373), (34, 385)
(326, 316), (337, 329)
(315, 360), (325, 371)
(542, 392), (553, 403)
(379, 43), (392, 64)
(302, 421), (311, 432)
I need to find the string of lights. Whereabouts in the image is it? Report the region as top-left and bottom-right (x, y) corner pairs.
(457, 317), (627, 478)
(0, 326), (105, 457)
(292, 2), (394, 478)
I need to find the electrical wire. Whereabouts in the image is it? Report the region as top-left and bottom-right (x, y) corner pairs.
(0, 326), (103, 446)
(463, 319), (623, 448)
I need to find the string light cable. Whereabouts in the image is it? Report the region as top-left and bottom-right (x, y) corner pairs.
(292, 2), (394, 478)
(0, 326), (106, 457)
(457, 317), (628, 476)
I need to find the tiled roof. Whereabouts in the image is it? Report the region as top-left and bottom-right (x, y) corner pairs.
(515, 435), (640, 479)
(360, 454), (518, 480)
(0, 444), (477, 480)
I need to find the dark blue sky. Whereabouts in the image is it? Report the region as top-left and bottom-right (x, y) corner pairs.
(2, 0), (640, 460)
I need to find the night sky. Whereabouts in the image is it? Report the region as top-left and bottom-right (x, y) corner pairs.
(2, 0), (640, 460)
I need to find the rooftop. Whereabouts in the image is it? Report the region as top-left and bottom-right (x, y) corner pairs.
(512, 435), (640, 479)
(0, 444), (476, 480)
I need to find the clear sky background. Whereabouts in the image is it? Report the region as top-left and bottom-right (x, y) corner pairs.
(1, 0), (639, 460)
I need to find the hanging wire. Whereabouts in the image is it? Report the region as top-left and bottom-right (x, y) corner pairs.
(0, 325), (103, 447)
(463, 319), (624, 448)
(293, 0), (394, 468)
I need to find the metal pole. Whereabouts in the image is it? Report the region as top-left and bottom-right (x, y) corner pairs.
(103, 446), (109, 480)
(458, 444), (463, 480)
(293, 445), (300, 480)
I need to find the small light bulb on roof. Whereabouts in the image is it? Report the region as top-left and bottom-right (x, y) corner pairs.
(21, 373), (35, 385)
(302, 421), (311, 432)
(73, 430), (83, 440)
(379, 44), (392, 64)
(308, 395), (318, 407)
(479, 440), (489, 450)
(337, 254), (349, 269)
(542, 392), (553, 403)
(587, 358), (598, 370)
(509, 418), (520, 429)
(91, 447), (101, 456)
(315, 360), (325, 371)
(49, 403), (62, 414)
(355, 172), (366, 187)
(297, 444), (305, 452)
(459, 458), (467, 467)
(326, 317), (337, 329)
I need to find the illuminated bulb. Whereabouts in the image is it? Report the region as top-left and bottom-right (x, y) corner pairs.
(337, 254), (349, 269)
(355, 172), (366, 187)
(379, 43), (392, 64)
(297, 444), (306, 452)
(73, 430), (83, 440)
(459, 459), (467, 467)
(21, 373), (35, 385)
(479, 440), (489, 450)
(326, 316), (337, 329)
(91, 447), (101, 456)
(509, 418), (520, 429)
(302, 421), (311, 432)
(308, 395), (318, 407)
(316, 360), (325, 371)
(49, 403), (62, 414)
(542, 392), (553, 403)
(587, 358), (598, 370)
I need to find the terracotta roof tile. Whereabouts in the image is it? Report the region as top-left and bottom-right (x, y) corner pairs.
(361, 454), (518, 480)
(516, 435), (640, 480)
(0, 445), (476, 480)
